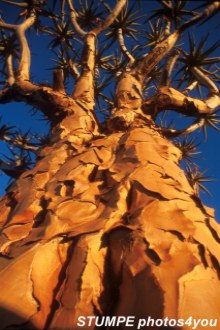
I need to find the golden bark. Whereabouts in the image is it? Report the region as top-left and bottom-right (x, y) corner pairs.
(0, 114), (219, 329)
(0, 1), (220, 329)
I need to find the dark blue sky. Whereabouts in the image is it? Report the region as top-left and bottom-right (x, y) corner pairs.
(0, 1), (220, 221)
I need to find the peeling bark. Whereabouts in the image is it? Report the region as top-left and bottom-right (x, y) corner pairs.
(0, 1), (220, 329)
(143, 86), (220, 116)
(0, 121), (220, 329)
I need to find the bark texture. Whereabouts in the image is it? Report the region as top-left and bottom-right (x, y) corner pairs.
(0, 1), (220, 329)
(0, 107), (220, 329)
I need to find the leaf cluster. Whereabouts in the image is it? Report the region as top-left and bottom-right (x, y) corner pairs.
(185, 165), (215, 196)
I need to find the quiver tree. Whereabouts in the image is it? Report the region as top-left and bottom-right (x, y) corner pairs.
(0, 1), (220, 329)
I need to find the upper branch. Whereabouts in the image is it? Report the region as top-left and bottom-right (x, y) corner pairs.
(132, 31), (179, 83)
(0, 12), (36, 82)
(92, 0), (127, 36)
(190, 67), (219, 94)
(16, 12), (36, 81)
(67, 0), (87, 37)
(106, 0), (220, 133)
(0, 21), (17, 31)
(0, 0), (28, 8)
(68, 0), (127, 109)
(142, 86), (220, 117)
(183, 81), (198, 95)
(6, 54), (15, 85)
(71, 32), (96, 108)
(125, 1), (220, 86)
(113, 28), (180, 115)
(179, 1), (220, 33)
(68, 0), (127, 37)
(117, 28), (135, 63)
(161, 49), (180, 86)
(159, 117), (205, 138)
(0, 132), (39, 152)
(61, 0), (66, 24)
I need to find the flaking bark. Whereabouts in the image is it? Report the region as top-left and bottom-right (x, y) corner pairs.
(0, 1), (220, 329)
(0, 122), (220, 329)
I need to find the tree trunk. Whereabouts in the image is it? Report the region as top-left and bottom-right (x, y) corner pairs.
(0, 107), (219, 330)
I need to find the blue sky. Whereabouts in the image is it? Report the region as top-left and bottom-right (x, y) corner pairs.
(0, 1), (220, 221)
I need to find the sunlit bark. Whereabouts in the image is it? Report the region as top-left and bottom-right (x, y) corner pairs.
(0, 1), (220, 329)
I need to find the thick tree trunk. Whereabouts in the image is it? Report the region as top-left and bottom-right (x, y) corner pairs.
(1, 1), (220, 329)
(0, 111), (220, 329)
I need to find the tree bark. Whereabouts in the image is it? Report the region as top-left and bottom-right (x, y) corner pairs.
(0, 106), (220, 329)
(0, 2), (220, 329)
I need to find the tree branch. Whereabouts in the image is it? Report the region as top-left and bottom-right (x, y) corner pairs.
(80, 0), (220, 132)
(157, 0), (173, 34)
(161, 49), (180, 86)
(52, 69), (66, 94)
(179, 1), (220, 33)
(132, 31), (179, 83)
(113, 28), (181, 116)
(1, 133), (39, 152)
(68, 59), (80, 79)
(92, 0), (127, 35)
(67, 0), (127, 110)
(0, 21), (16, 31)
(6, 54), (15, 85)
(0, 82), (68, 122)
(127, 1), (220, 86)
(142, 86), (220, 117)
(71, 32), (96, 108)
(0, 12), (36, 82)
(190, 67), (219, 94)
(67, 0), (87, 37)
(182, 81), (198, 94)
(160, 118), (205, 138)
(117, 28), (135, 63)
(0, 0), (28, 8)
(61, 0), (66, 24)
(16, 12), (36, 81)
(62, 43), (80, 79)
(164, 17), (171, 36)
(0, 81), (99, 135)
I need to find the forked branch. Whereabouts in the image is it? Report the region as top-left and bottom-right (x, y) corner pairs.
(92, 0), (127, 35)
(68, 0), (127, 107)
(126, 1), (220, 85)
(0, 12), (36, 81)
(67, 0), (127, 37)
